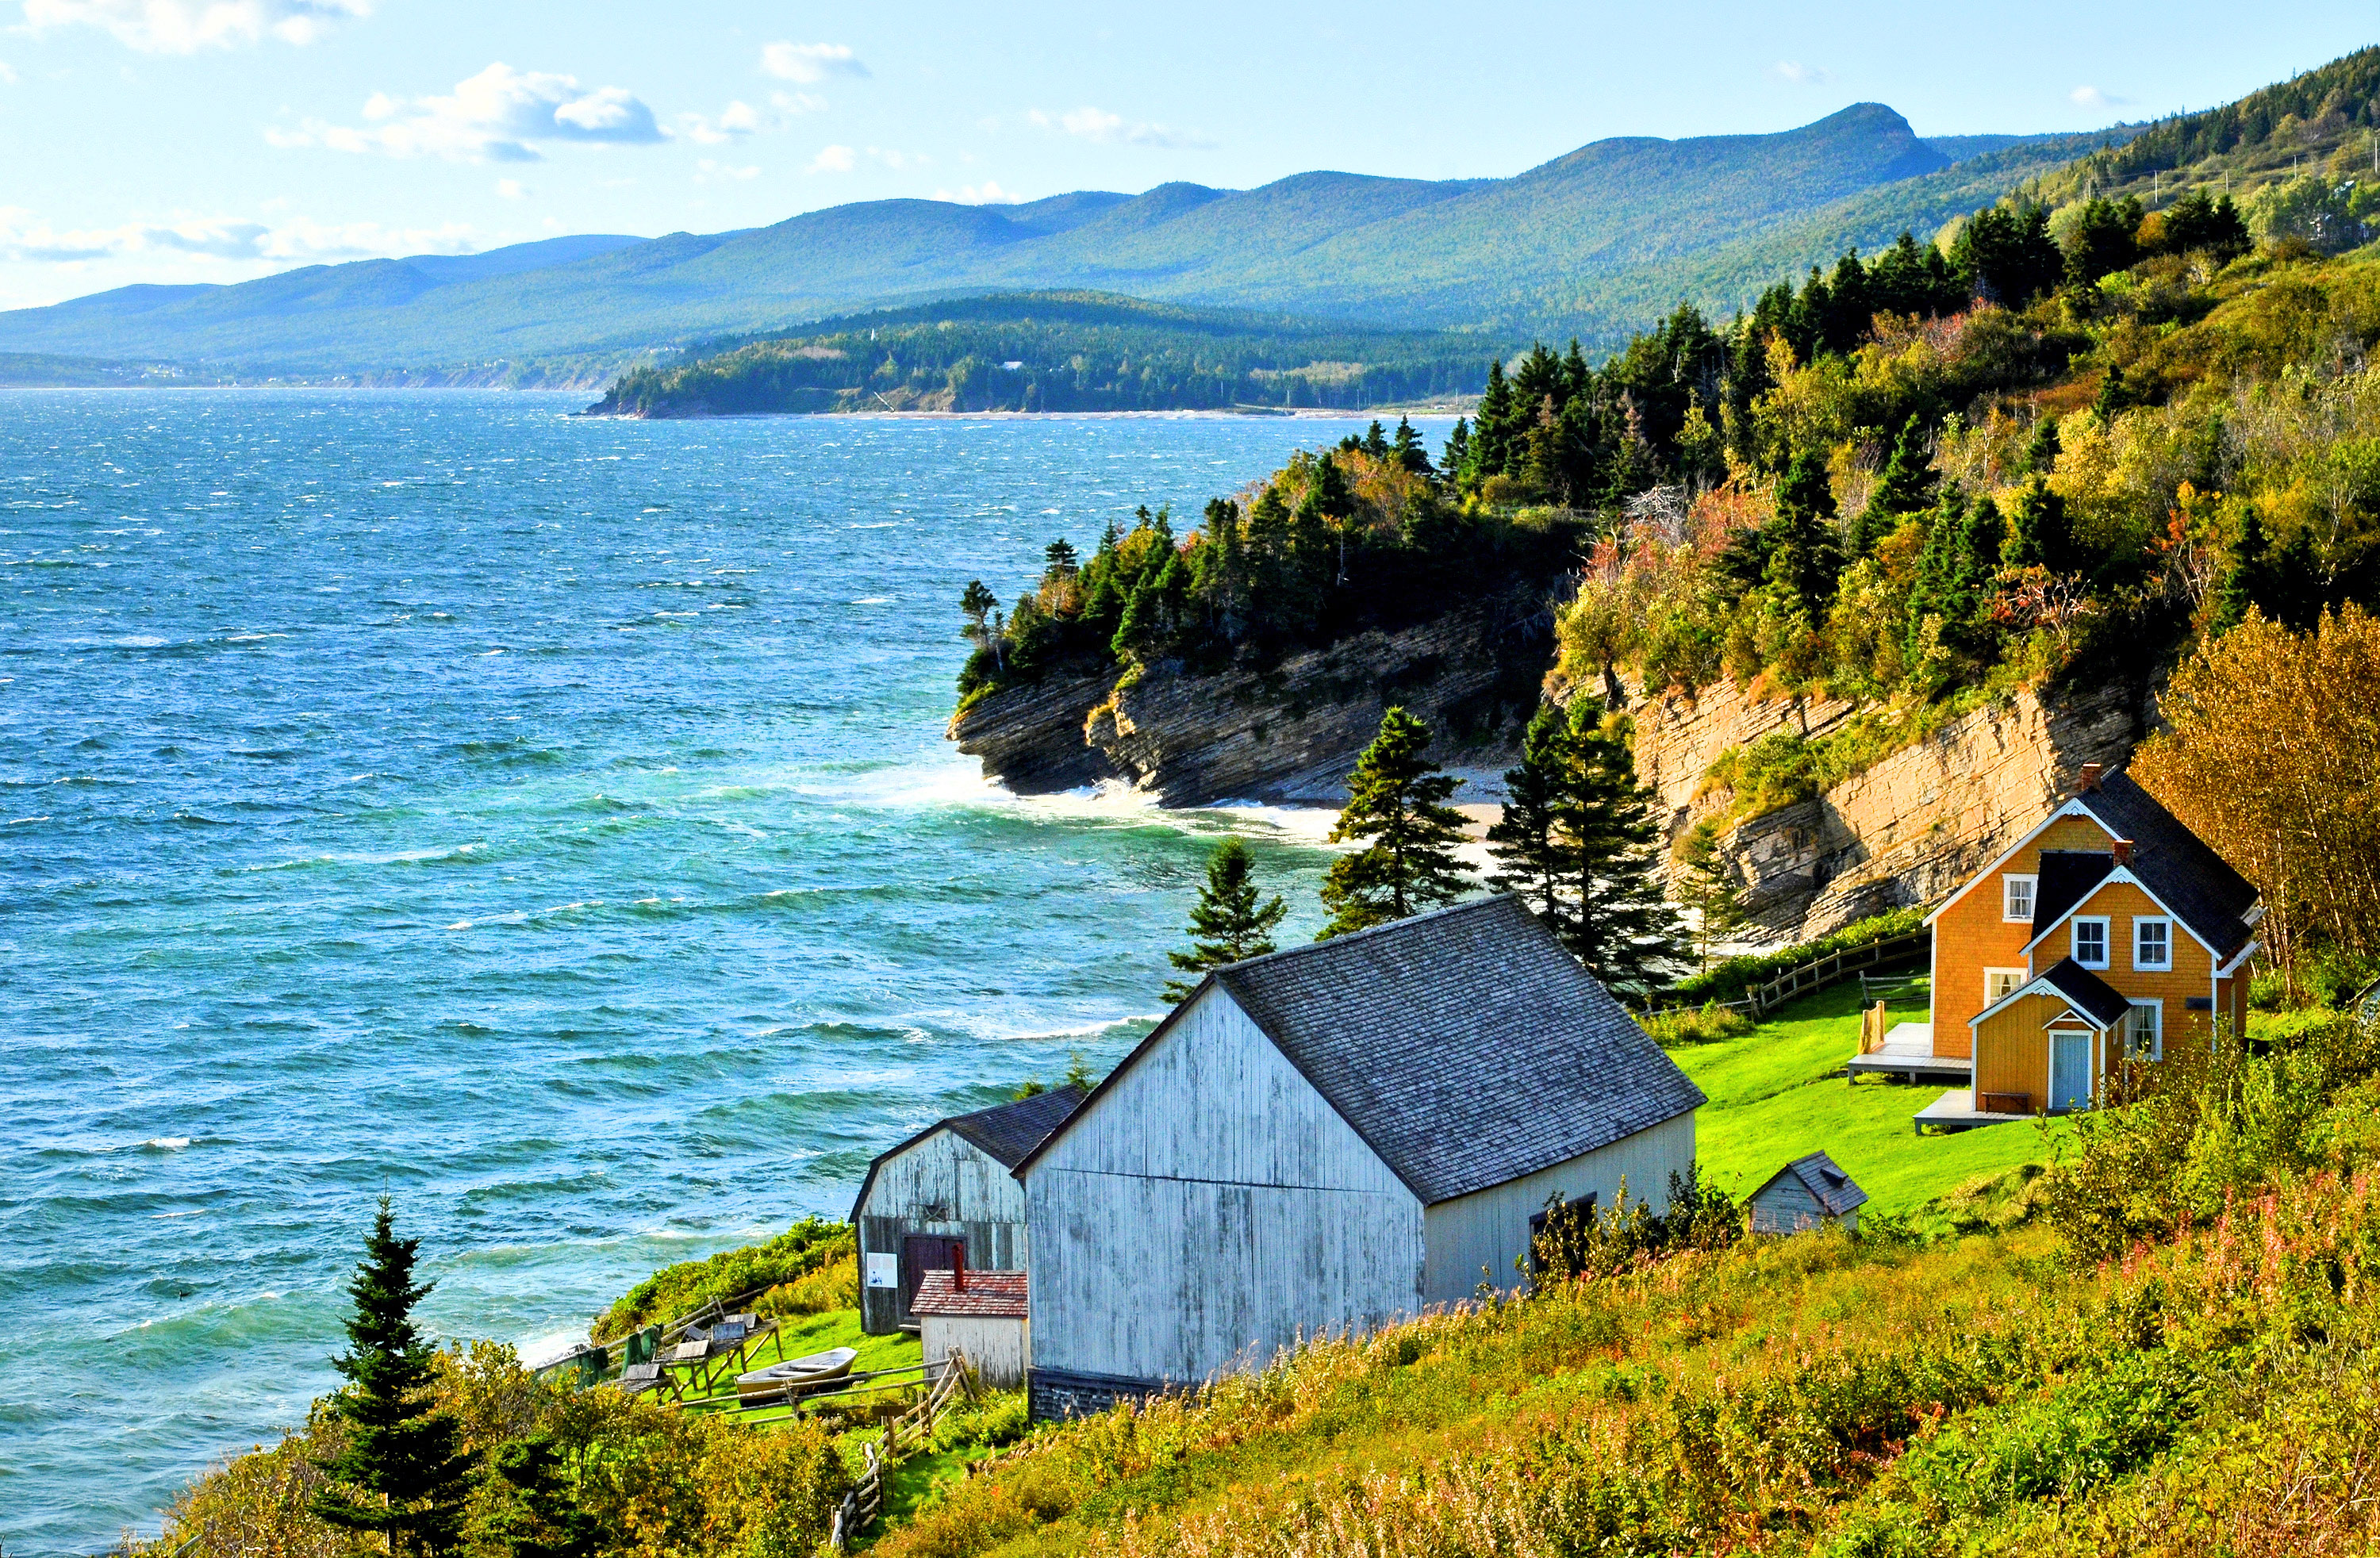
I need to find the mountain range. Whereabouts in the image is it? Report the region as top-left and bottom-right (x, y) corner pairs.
(0, 106), (2118, 378)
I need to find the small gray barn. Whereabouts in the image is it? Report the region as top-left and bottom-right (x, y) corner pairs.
(1747, 1151), (1868, 1234)
(850, 1086), (1082, 1335)
(1013, 895), (1706, 1418)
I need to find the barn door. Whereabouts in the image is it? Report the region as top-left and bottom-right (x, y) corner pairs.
(900, 1234), (965, 1316)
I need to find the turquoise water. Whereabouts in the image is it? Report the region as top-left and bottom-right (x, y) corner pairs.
(0, 392), (1427, 1554)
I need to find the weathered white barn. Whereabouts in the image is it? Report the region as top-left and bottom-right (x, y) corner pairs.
(1013, 895), (1705, 1418)
(1746, 1151), (1868, 1234)
(849, 1086), (1081, 1335)
(912, 1268), (1030, 1388)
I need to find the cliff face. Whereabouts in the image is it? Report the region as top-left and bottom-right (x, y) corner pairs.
(1632, 678), (2150, 944)
(948, 599), (1548, 807)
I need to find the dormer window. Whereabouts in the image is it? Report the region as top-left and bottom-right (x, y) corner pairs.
(2133, 917), (2171, 970)
(2003, 875), (2036, 923)
(2072, 917), (2110, 969)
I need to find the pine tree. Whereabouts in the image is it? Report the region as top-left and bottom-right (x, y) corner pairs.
(1672, 819), (1748, 973)
(313, 1198), (473, 1558)
(1391, 415), (1433, 477)
(1552, 701), (1683, 994)
(462, 1437), (594, 1558)
(1468, 361), (1514, 485)
(1163, 838), (1288, 1001)
(1440, 418), (1471, 482)
(2001, 477), (2073, 574)
(1318, 707), (1471, 938)
(1486, 704), (1577, 945)
(1855, 416), (1936, 554)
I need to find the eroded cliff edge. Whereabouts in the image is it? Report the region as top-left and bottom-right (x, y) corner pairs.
(946, 597), (1549, 808)
(1633, 677), (2152, 944)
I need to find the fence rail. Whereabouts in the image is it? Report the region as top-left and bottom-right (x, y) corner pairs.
(1745, 929), (1929, 1017)
(827, 1354), (976, 1550)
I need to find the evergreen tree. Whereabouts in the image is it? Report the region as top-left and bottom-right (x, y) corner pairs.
(462, 1437), (593, 1558)
(1486, 704), (1577, 944)
(1551, 700), (1683, 993)
(1854, 416), (1935, 554)
(1672, 819), (1748, 973)
(2094, 361), (2136, 423)
(1391, 416), (1433, 477)
(1318, 707), (1470, 938)
(1762, 449), (1844, 617)
(2001, 477), (2074, 574)
(2024, 414), (2062, 476)
(959, 579), (1004, 673)
(1163, 838), (1288, 1001)
(1440, 418), (1471, 482)
(1468, 361), (1514, 485)
(313, 1198), (473, 1558)
(2213, 502), (2267, 632)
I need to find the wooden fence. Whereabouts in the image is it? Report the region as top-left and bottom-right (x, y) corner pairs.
(1744, 929), (1929, 1017)
(827, 1354), (975, 1550)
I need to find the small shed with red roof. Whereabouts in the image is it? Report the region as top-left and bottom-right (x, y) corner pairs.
(911, 1267), (1030, 1387)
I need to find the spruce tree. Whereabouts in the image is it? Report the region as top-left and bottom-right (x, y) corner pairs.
(462, 1437), (594, 1558)
(1552, 701), (1683, 994)
(1486, 704), (1577, 945)
(1855, 416), (1935, 554)
(1673, 819), (1749, 973)
(1391, 416), (1433, 477)
(1163, 838), (1288, 1001)
(313, 1198), (472, 1558)
(1318, 707), (1471, 938)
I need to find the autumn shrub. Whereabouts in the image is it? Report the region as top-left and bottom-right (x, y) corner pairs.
(152, 1415), (358, 1558)
(1641, 1001), (1754, 1046)
(754, 1251), (858, 1321)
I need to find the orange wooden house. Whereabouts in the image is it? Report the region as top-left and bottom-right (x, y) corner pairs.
(1899, 764), (2261, 1128)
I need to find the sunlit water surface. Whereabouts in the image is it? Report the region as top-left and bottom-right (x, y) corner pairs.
(0, 392), (1438, 1553)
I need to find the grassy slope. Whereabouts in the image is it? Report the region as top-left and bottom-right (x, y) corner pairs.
(1672, 980), (2071, 1218)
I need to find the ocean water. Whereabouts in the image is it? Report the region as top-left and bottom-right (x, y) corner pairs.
(0, 392), (1436, 1555)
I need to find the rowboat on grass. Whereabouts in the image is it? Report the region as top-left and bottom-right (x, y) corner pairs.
(735, 1345), (858, 1401)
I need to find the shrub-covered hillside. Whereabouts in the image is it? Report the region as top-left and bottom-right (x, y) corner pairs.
(873, 1009), (2380, 1557)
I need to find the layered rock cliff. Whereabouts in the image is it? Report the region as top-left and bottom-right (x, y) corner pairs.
(1633, 678), (2152, 945)
(947, 597), (1549, 807)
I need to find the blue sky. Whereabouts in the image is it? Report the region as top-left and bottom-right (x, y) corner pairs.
(1, 1), (2374, 310)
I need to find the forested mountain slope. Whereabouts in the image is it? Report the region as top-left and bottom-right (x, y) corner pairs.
(0, 106), (2108, 372)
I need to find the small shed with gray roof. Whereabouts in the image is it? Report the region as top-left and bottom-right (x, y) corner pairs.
(1012, 894), (1704, 1418)
(1747, 1151), (1869, 1234)
(850, 1085), (1082, 1335)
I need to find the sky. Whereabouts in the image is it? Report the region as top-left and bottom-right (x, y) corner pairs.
(1, 1), (2374, 311)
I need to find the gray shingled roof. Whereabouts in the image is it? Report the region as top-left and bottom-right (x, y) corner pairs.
(2032, 850), (2114, 938)
(2078, 771), (2260, 959)
(1201, 895), (1706, 1206)
(1756, 1150), (1868, 1217)
(2036, 957), (2135, 1029)
(849, 1085), (1084, 1224)
(949, 1085), (1086, 1168)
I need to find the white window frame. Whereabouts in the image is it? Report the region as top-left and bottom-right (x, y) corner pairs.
(2071, 916), (2112, 969)
(2002, 874), (2037, 923)
(2124, 1000), (2163, 1061)
(2132, 915), (2172, 971)
(1984, 967), (2026, 1005)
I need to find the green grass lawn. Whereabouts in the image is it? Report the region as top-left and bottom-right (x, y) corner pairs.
(1668, 978), (2071, 1219)
(665, 1307), (922, 1410)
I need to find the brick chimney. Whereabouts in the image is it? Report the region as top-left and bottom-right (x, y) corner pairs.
(951, 1246), (965, 1292)
(2075, 762), (2104, 793)
(2112, 838), (2133, 866)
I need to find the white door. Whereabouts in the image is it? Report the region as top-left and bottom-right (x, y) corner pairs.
(2049, 1029), (2093, 1110)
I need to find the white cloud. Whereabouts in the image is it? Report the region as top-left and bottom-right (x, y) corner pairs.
(1771, 60), (1828, 85)
(805, 144), (922, 175)
(695, 159), (760, 183)
(21, 0), (368, 52)
(770, 90), (824, 116)
(761, 41), (866, 84)
(2070, 85), (2132, 109)
(494, 178), (528, 200)
(0, 204), (472, 265)
(935, 180), (1015, 205)
(1027, 106), (1211, 150)
(675, 98), (761, 144)
(808, 143), (856, 174)
(267, 63), (663, 162)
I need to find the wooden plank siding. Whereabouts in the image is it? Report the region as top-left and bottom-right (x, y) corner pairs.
(1932, 813), (2117, 1052)
(1748, 1174), (1856, 1234)
(1420, 1111), (1695, 1303)
(2034, 878), (2221, 1046)
(855, 1129), (1029, 1335)
(1973, 991), (2082, 1108)
(1023, 984), (1426, 1387)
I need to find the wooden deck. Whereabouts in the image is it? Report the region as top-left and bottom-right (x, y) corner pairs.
(1913, 1088), (2033, 1134)
(1845, 1022), (1974, 1082)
